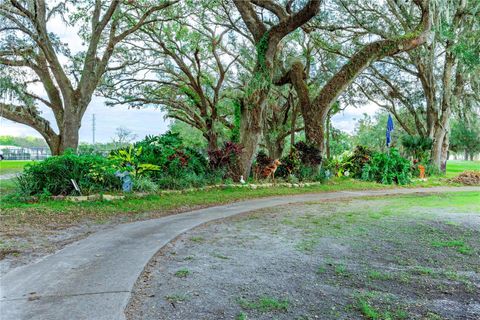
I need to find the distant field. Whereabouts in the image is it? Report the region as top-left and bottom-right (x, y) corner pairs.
(0, 160), (33, 175)
(446, 160), (480, 178)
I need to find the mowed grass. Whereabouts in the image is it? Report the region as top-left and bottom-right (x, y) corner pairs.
(1, 178), (391, 227)
(446, 160), (480, 178)
(0, 160), (33, 175)
(0, 179), (17, 195)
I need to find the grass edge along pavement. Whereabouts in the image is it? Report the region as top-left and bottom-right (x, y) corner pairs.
(1, 176), (466, 227)
(2, 187), (478, 320)
(126, 189), (480, 320)
(1, 159), (478, 229)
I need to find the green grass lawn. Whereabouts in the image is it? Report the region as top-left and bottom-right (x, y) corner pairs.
(0, 160), (33, 175)
(1, 178), (392, 224)
(0, 159), (477, 227)
(446, 160), (480, 178)
(0, 179), (17, 195)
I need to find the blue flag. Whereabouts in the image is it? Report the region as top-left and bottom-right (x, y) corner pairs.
(386, 114), (394, 147)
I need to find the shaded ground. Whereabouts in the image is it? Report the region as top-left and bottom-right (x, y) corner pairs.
(127, 192), (480, 320)
(0, 219), (112, 272)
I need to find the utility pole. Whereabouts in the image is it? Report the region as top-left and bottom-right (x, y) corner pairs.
(92, 113), (96, 145)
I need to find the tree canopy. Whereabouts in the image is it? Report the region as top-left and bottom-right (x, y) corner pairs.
(1, 0), (478, 172)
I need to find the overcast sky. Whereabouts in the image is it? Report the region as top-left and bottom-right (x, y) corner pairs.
(0, 100), (378, 143)
(0, 4), (379, 143)
(0, 96), (171, 143)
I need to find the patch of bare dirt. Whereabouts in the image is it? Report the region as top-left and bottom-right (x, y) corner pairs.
(0, 202), (229, 275)
(126, 198), (480, 320)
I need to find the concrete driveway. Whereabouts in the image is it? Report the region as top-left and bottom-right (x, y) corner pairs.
(1, 186), (478, 320)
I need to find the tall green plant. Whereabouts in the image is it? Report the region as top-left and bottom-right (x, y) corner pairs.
(361, 148), (411, 185)
(401, 135), (432, 161)
(109, 145), (160, 176)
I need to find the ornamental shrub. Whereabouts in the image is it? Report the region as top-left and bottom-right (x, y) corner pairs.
(132, 175), (159, 193)
(208, 141), (243, 179)
(361, 148), (411, 185)
(294, 141), (322, 166)
(132, 132), (208, 177)
(109, 145), (160, 176)
(17, 150), (120, 196)
(112, 132), (210, 189)
(401, 135), (432, 161)
(342, 145), (373, 178)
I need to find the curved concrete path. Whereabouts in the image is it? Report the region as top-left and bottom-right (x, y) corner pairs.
(1, 186), (478, 320)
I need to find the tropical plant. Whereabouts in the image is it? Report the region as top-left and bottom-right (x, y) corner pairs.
(208, 141), (243, 179)
(132, 176), (159, 193)
(401, 135), (433, 161)
(361, 148), (411, 185)
(342, 146), (373, 178)
(136, 132), (208, 176)
(294, 142), (322, 167)
(109, 145), (160, 176)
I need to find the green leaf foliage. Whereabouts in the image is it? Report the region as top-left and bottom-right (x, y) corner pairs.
(17, 151), (121, 196)
(361, 148), (411, 185)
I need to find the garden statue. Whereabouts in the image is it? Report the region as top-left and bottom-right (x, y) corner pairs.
(418, 165), (426, 180)
(325, 169), (331, 180)
(115, 170), (133, 192)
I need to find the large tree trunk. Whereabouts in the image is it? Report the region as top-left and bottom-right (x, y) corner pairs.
(59, 116), (81, 154)
(205, 120), (219, 154)
(232, 0), (321, 177)
(265, 139), (284, 160)
(440, 132), (449, 173)
(326, 115), (331, 159)
(304, 117), (324, 153)
(238, 89), (267, 177)
(431, 127), (446, 171)
(428, 2), (466, 171)
(431, 114), (451, 173)
(47, 136), (62, 156)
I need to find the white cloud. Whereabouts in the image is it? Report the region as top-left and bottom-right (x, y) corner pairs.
(331, 102), (380, 133)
